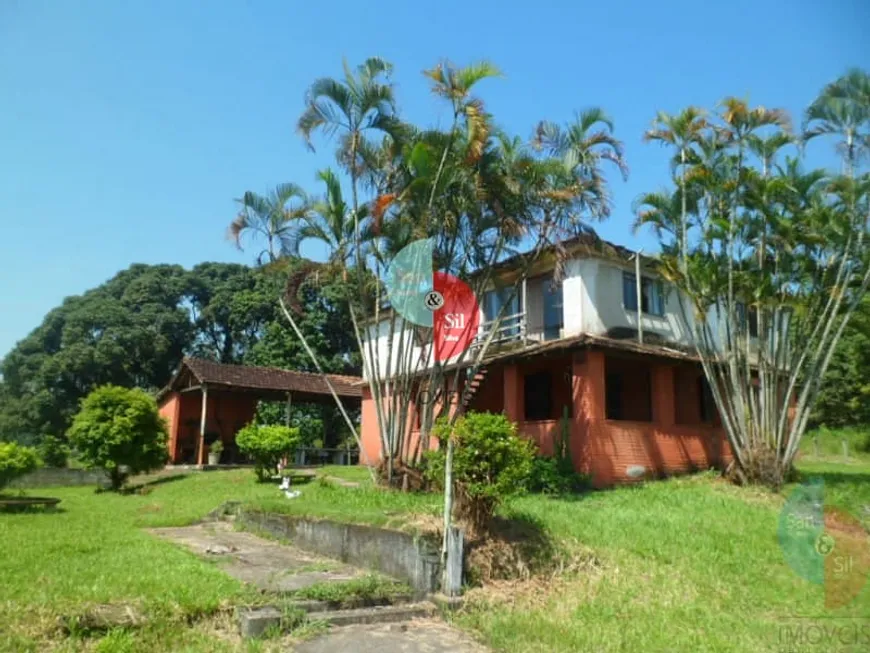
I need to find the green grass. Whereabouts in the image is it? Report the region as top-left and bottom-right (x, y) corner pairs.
(247, 476), (440, 530)
(0, 470), (281, 652)
(314, 464), (373, 484)
(3, 462), (869, 652)
(800, 425), (870, 461)
(289, 574), (410, 606)
(450, 465), (870, 653)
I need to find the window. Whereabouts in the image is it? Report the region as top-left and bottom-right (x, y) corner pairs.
(735, 303), (759, 338)
(483, 287), (523, 339)
(605, 373), (624, 420)
(542, 277), (563, 340)
(524, 372), (552, 421)
(605, 357), (653, 422)
(622, 272), (666, 316)
(698, 376), (716, 423)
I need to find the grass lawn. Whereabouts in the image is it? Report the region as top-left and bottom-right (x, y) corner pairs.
(2, 460), (868, 652)
(0, 470), (281, 653)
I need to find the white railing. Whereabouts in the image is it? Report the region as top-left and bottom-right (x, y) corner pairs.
(470, 311), (527, 351)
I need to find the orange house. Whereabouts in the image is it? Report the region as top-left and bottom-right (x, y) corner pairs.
(359, 334), (731, 488)
(157, 358), (362, 465)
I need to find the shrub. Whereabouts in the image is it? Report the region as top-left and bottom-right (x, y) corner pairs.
(236, 424), (300, 481)
(0, 442), (41, 491)
(67, 385), (168, 490)
(425, 411), (535, 529)
(37, 436), (70, 468)
(528, 455), (592, 494)
(209, 440), (224, 455)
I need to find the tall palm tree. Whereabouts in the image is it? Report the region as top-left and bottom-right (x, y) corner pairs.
(643, 108), (709, 270)
(533, 108), (628, 221)
(288, 168), (362, 267)
(297, 57), (400, 238)
(228, 183), (309, 265)
(804, 68), (870, 176)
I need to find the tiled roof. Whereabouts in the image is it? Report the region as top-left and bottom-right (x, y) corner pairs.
(162, 357), (362, 399)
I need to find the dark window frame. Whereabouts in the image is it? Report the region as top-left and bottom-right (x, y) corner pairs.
(622, 272), (666, 317)
(524, 371), (553, 421)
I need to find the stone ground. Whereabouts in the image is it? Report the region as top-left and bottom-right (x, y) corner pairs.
(150, 522), (487, 652)
(294, 619), (489, 653)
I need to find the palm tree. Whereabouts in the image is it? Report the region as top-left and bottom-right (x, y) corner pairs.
(643, 107), (709, 269)
(804, 68), (870, 176)
(533, 108), (628, 221)
(228, 183), (309, 265)
(297, 57), (400, 239)
(289, 168), (364, 267)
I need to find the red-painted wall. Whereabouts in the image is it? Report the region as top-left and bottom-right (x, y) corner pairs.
(359, 348), (732, 488)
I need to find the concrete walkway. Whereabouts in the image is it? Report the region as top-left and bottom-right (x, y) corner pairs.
(149, 521), (360, 592)
(293, 619), (488, 653)
(150, 521), (487, 652)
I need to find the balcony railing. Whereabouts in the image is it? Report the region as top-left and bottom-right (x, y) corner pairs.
(470, 311), (528, 351)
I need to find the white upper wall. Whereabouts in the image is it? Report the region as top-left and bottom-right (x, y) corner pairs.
(360, 252), (736, 380)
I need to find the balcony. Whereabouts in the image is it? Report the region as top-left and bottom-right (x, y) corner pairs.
(470, 310), (563, 353)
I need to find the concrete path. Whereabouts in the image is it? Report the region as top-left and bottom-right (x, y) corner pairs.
(149, 521), (360, 592)
(293, 619), (488, 653)
(150, 522), (488, 652)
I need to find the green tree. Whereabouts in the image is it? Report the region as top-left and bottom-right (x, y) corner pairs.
(0, 442), (40, 492)
(67, 385), (168, 490)
(235, 424), (300, 481)
(228, 183), (310, 265)
(636, 73), (870, 488)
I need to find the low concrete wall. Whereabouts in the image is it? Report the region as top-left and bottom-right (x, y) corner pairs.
(11, 467), (109, 488)
(236, 510), (442, 597)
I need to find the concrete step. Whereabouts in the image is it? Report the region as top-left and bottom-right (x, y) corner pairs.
(307, 602), (435, 627)
(238, 601), (433, 638)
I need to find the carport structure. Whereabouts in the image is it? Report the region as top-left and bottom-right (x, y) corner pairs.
(156, 358), (363, 465)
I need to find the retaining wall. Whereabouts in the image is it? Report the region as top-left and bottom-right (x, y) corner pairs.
(236, 509), (442, 597)
(11, 468), (109, 488)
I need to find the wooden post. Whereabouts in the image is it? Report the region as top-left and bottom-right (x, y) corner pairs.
(635, 250), (643, 345)
(521, 276), (528, 346)
(197, 385), (208, 466)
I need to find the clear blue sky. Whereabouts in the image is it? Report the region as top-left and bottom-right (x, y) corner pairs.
(1, 0), (868, 358)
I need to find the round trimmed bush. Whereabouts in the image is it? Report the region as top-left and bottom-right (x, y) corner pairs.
(425, 411), (536, 529)
(67, 385), (168, 490)
(236, 424), (300, 481)
(0, 442), (41, 491)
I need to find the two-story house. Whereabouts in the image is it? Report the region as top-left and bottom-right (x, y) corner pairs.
(359, 234), (730, 487)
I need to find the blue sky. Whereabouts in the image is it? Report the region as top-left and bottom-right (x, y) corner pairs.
(1, 0), (868, 358)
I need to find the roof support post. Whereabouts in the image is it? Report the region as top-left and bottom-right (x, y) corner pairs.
(197, 385), (208, 466)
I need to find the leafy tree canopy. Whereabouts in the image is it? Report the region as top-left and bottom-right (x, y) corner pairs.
(0, 260), (357, 445)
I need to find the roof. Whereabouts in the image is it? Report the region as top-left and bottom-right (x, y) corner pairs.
(157, 357), (363, 404)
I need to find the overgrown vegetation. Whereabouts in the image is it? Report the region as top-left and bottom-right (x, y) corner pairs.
(236, 424), (300, 481)
(289, 574), (410, 607)
(426, 412), (535, 529)
(67, 385), (168, 490)
(635, 69), (870, 488)
(0, 442), (40, 492)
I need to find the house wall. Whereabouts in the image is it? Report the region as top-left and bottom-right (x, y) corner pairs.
(358, 348), (731, 488)
(164, 390), (258, 464)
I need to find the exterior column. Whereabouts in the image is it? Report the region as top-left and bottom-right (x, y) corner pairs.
(197, 385), (208, 465)
(170, 393), (182, 464)
(572, 349), (606, 482)
(503, 363), (523, 424)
